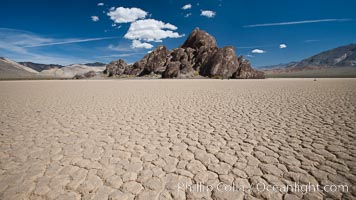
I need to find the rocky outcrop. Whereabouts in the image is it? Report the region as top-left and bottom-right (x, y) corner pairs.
(143, 46), (170, 75)
(162, 61), (180, 78)
(103, 59), (129, 77)
(128, 46), (170, 76)
(104, 28), (264, 79)
(164, 48), (195, 78)
(126, 55), (147, 76)
(233, 60), (265, 79)
(200, 46), (239, 78)
(181, 28), (217, 50)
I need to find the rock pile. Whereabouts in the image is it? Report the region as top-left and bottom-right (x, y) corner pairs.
(104, 28), (264, 79)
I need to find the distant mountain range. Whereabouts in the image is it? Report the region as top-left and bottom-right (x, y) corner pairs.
(39, 64), (105, 78)
(84, 62), (106, 67)
(17, 62), (106, 72)
(0, 57), (38, 79)
(0, 57), (105, 79)
(19, 62), (64, 72)
(295, 44), (356, 68)
(261, 44), (356, 77)
(258, 62), (299, 70)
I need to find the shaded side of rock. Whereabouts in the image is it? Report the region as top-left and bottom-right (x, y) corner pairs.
(193, 46), (218, 72)
(233, 60), (265, 79)
(104, 59), (128, 77)
(162, 61), (180, 78)
(200, 46), (239, 78)
(138, 46), (170, 76)
(125, 54), (148, 76)
(165, 48), (196, 78)
(179, 60), (196, 78)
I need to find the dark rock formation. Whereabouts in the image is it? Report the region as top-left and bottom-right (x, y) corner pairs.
(180, 29), (220, 74)
(126, 55), (147, 76)
(233, 60), (265, 79)
(165, 48), (195, 78)
(162, 61), (180, 78)
(181, 28), (217, 50)
(138, 46), (170, 76)
(200, 46), (239, 78)
(104, 28), (264, 79)
(103, 59), (128, 77)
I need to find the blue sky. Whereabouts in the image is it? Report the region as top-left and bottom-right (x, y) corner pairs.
(0, 0), (355, 67)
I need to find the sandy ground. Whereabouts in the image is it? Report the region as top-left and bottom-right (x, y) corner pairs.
(0, 79), (355, 200)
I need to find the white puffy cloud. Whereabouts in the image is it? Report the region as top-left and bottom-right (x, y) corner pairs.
(107, 7), (147, 23)
(131, 40), (153, 49)
(251, 49), (266, 54)
(182, 4), (192, 10)
(97, 2), (104, 6)
(124, 19), (183, 42)
(91, 16), (99, 22)
(279, 43), (287, 48)
(201, 10), (216, 18)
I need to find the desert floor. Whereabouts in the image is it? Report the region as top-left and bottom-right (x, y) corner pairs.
(0, 79), (355, 200)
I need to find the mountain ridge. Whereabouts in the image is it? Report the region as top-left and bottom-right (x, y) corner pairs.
(261, 43), (356, 77)
(19, 62), (65, 72)
(261, 43), (356, 71)
(0, 57), (38, 79)
(295, 43), (356, 68)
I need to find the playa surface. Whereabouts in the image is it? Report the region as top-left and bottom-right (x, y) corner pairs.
(0, 79), (355, 200)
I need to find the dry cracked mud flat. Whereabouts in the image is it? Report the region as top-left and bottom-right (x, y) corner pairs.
(0, 79), (355, 200)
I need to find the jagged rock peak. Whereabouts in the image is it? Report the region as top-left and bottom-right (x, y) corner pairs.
(181, 28), (218, 50)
